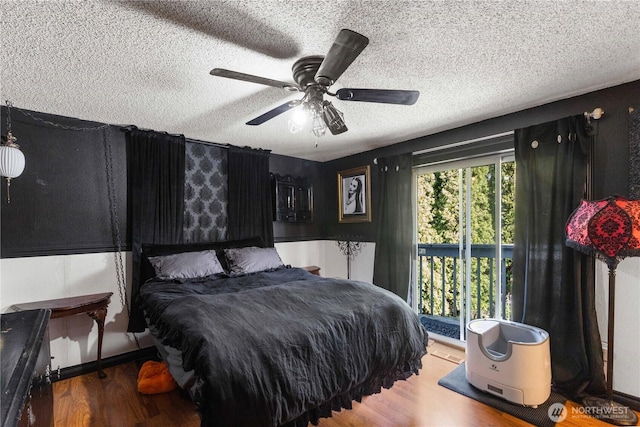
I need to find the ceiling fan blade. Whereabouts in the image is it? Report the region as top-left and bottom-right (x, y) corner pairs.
(315, 29), (369, 86)
(336, 88), (420, 105)
(246, 101), (297, 125)
(210, 68), (299, 91)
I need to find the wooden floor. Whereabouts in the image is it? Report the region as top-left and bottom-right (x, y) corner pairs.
(53, 341), (635, 426)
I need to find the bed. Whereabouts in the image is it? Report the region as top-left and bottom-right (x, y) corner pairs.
(137, 237), (429, 427)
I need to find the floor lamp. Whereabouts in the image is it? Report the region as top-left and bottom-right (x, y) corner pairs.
(565, 195), (640, 426)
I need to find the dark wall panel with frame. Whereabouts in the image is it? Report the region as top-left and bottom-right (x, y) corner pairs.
(0, 107), (128, 258)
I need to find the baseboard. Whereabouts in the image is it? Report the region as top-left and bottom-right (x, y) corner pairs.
(53, 346), (158, 382)
(430, 333), (466, 350)
(614, 390), (640, 412)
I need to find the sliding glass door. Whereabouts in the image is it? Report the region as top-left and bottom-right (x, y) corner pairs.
(414, 154), (515, 341)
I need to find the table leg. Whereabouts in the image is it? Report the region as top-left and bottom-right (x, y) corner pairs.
(87, 308), (107, 379)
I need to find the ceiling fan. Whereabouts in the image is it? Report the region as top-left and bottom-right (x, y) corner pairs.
(210, 29), (419, 136)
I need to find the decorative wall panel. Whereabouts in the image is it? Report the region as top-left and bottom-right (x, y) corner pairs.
(184, 142), (228, 242)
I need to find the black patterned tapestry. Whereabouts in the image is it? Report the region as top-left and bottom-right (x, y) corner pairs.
(184, 142), (228, 242)
(630, 107), (640, 199)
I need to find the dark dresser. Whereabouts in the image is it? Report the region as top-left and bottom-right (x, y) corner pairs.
(1, 309), (53, 427)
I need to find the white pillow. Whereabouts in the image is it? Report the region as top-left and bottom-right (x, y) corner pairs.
(224, 246), (283, 275)
(148, 250), (225, 279)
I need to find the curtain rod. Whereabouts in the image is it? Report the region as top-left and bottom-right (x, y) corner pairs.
(121, 125), (229, 149)
(412, 131), (514, 156)
(186, 137), (229, 149)
(413, 109), (603, 156)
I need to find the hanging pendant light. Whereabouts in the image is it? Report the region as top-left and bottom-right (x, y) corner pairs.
(1, 101), (26, 203)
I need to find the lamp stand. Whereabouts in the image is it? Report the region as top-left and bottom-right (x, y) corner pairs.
(582, 266), (638, 426)
(335, 239), (364, 280)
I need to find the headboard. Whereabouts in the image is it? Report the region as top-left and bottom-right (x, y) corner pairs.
(140, 236), (265, 285)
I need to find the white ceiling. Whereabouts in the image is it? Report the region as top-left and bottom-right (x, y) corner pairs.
(2, 1), (639, 162)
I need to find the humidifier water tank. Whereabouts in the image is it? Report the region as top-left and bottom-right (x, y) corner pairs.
(465, 318), (551, 407)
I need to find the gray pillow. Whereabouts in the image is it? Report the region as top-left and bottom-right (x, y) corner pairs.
(148, 250), (225, 279)
(224, 246), (284, 275)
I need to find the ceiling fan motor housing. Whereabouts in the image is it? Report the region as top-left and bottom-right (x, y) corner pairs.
(292, 56), (325, 88)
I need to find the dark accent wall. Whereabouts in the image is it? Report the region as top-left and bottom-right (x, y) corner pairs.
(2, 80), (638, 257)
(0, 107), (325, 258)
(0, 108), (128, 258)
(323, 80), (640, 241)
(269, 154), (325, 242)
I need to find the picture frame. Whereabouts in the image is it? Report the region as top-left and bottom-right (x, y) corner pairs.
(338, 165), (371, 223)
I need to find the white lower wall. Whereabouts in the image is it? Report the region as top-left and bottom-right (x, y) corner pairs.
(0, 252), (153, 372)
(595, 258), (640, 397)
(2, 240), (638, 399)
(277, 240), (375, 282)
(0, 240), (377, 371)
(274, 241), (326, 273)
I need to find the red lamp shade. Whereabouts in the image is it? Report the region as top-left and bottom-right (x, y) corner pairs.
(566, 195), (640, 269)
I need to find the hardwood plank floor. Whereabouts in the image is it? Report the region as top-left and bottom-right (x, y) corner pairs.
(53, 341), (635, 426)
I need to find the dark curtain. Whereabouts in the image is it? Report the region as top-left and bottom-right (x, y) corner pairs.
(511, 115), (606, 399)
(227, 146), (273, 246)
(373, 153), (413, 300)
(126, 128), (185, 332)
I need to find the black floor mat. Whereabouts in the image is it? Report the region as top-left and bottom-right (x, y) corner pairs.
(438, 362), (566, 427)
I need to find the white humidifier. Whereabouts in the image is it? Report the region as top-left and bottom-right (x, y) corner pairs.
(465, 318), (551, 407)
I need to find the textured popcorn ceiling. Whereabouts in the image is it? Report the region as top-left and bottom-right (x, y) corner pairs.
(2, 1), (639, 161)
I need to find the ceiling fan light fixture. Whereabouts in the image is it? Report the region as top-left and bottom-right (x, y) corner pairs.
(291, 100), (346, 138)
(297, 99), (328, 138)
(288, 108), (307, 133)
(310, 106), (327, 138)
(321, 101), (347, 135)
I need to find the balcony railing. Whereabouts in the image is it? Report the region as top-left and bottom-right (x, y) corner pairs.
(417, 243), (514, 321)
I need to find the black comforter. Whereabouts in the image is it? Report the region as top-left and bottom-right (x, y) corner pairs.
(139, 267), (429, 427)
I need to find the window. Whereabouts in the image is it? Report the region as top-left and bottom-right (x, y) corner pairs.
(413, 135), (514, 341)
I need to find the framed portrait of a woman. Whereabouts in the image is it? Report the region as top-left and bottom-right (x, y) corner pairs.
(338, 165), (371, 223)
